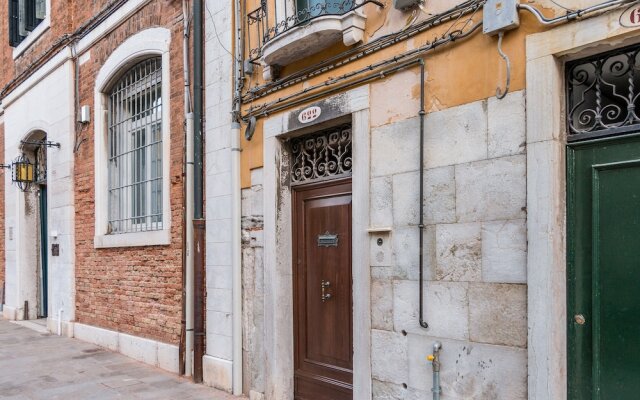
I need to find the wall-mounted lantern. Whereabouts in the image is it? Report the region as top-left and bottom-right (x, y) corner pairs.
(0, 139), (58, 192)
(12, 154), (35, 192)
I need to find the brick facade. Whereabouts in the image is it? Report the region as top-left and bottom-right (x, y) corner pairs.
(0, 0), (117, 91)
(73, 2), (186, 345)
(0, 0), (187, 343)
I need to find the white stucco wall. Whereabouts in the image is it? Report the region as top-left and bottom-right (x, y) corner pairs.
(203, 0), (236, 392)
(2, 59), (75, 333)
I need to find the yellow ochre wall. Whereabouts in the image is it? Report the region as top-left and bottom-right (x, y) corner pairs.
(238, 0), (570, 188)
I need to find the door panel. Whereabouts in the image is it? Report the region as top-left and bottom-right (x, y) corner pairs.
(568, 135), (640, 399)
(39, 185), (48, 318)
(293, 180), (352, 400)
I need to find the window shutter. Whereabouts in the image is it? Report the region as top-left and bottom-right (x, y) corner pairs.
(25, 0), (43, 32)
(35, 0), (45, 19)
(9, 0), (23, 46)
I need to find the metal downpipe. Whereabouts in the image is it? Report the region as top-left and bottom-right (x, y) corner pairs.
(232, 0), (244, 395)
(181, 0), (194, 378)
(193, 0), (205, 384)
(418, 59), (428, 330)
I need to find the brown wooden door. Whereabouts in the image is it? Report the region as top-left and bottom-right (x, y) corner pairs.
(293, 180), (353, 400)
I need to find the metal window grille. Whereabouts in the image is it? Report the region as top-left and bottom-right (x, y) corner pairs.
(246, 0), (382, 63)
(566, 43), (640, 141)
(290, 124), (352, 185)
(295, 0), (351, 20)
(107, 57), (163, 234)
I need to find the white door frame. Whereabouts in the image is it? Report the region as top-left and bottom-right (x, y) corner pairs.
(525, 10), (640, 400)
(262, 86), (371, 399)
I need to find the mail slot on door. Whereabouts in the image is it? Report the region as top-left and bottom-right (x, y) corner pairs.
(318, 232), (339, 247)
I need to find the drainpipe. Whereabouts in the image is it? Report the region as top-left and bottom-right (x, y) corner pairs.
(232, 0), (244, 394)
(418, 59), (428, 330)
(193, 0), (205, 384)
(231, 122), (242, 395)
(182, 0), (194, 377)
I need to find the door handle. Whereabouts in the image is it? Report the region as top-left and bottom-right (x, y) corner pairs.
(574, 314), (586, 325)
(321, 280), (332, 302)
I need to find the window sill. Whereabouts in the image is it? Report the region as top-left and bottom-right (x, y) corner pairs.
(261, 11), (366, 80)
(12, 16), (51, 59)
(94, 229), (171, 249)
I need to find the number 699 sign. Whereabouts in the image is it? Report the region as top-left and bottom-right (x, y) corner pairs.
(620, 3), (640, 28)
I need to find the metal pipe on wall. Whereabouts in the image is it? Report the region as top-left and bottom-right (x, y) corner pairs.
(185, 113), (195, 376)
(518, 0), (634, 26)
(428, 342), (442, 400)
(193, 219), (206, 382)
(181, 0), (195, 378)
(417, 59), (428, 330)
(231, 122), (242, 395)
(232, 0), (244, 395)
(193, 0), (205, 384)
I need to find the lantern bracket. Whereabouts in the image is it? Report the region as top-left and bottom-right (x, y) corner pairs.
(20, 140), (60, 149)
(11, 154), (36, 192)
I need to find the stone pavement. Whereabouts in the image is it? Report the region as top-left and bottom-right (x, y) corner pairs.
(0, 319), (241, 399)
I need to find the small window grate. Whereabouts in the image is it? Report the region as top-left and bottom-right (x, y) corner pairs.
(107, 57), (163, 234)
(290, 124), (352, 185)
(566, 43), (640, 141)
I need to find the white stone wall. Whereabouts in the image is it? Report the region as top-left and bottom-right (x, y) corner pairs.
(3, 60), (75, 330)
(369, 91), (528, 399)
(241, 168), (265, 400)
(203, 0), (235, 391)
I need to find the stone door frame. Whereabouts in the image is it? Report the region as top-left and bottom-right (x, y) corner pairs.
(262, 86), (371, 399)
(525, 10), (640, 400)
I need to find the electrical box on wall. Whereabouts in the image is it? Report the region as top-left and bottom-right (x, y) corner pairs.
(79, 105), (91, 123)
(393, 0), (422, 11)
(483, 0), (520, 36)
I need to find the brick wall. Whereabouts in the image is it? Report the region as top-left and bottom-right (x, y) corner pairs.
(0, 0), (147, 94)
(74, 1), (186, 345)
(0, 0), (72, 90)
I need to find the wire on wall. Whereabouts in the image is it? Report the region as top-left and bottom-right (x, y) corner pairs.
(239, 0), (634, 120)
(242, 16), (482, 119)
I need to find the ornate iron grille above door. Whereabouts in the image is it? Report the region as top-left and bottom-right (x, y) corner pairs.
(289, 124), (352, 185)
(566, 43), (640, 141)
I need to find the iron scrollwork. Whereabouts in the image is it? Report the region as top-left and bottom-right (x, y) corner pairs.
(290, 124), (352, 185)
(567, 44), (640, 140)
(246, 0), (383, 63)
(35, 144), (47, 184)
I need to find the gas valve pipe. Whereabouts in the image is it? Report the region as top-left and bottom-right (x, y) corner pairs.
(427, 342), (442, 400)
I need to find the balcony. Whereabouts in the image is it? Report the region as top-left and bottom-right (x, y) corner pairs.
(247, 0), (383, 80)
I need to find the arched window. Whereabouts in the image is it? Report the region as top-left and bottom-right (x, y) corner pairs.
(107, 57), (163, 234)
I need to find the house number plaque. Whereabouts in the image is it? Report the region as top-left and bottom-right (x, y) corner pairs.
(318, 232), (339, 247)
(620, 3), (640, 27)
(298, 106), (322, 124)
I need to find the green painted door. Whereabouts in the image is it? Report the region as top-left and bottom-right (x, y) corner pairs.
(568, 134), (640, 399)
(39, 185), (48, 318)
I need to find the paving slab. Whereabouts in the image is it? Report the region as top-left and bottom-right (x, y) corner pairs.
(0, 319), (242, 400)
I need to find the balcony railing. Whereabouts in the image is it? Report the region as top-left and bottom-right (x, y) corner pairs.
(247, 0), (383, 63)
